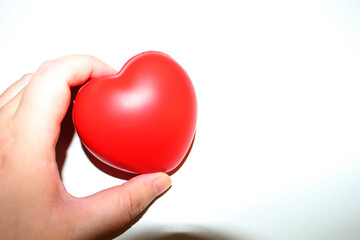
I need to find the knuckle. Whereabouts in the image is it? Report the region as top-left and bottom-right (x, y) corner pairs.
(87, 55), (99, 62)
(21, 73), (34, 80)
(39, 56), (69, 72)
(122, 191), (142, 222)
(36, 58), (64, 78)
(39, 59), (56, 71)
(40, 59), (53, 68)
(70, 54), (98, 67)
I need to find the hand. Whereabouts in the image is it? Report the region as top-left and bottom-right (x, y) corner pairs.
(0, 55), (172, 239)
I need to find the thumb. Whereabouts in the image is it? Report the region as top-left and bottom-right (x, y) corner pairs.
(74, 173), (172, 239)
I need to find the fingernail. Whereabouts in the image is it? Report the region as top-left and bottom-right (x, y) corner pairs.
(153, 173), (172, 195)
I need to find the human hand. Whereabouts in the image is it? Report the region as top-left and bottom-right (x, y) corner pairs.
(0, 55), (172, 239)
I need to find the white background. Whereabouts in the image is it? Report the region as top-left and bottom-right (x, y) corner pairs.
(1, 1), (360, 239)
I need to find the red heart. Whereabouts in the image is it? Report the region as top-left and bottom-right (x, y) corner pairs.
(73, 52), (197, 174)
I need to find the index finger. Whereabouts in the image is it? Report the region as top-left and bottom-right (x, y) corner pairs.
(14, 55), (117, 146)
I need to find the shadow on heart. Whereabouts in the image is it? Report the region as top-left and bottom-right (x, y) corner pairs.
(83, 133), (196, 180)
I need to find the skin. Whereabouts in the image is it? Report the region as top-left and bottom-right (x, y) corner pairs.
(0, 55), (172, 239)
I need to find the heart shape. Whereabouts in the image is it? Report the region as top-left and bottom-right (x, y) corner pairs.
(73, 51), (197, 174)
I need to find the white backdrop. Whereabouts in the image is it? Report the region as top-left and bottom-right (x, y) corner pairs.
(1, 1), (360, 239)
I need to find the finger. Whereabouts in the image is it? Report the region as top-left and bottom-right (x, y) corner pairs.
(0, 73), (33, 108)
(0, 88), (25, 119)
(73, 173), (172, 239)
(14, 55), (117, 146)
